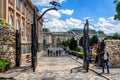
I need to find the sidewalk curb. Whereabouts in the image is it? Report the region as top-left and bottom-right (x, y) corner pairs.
(68, 55), (113, 80)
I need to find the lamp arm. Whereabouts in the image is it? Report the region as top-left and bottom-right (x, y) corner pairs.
(37, 8), (58, 21)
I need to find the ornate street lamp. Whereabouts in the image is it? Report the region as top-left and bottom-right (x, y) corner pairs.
(31, 1), (60, 72)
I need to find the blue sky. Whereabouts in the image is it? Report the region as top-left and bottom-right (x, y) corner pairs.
(31, 0), (120, 35)
(61, 0), (115, 19)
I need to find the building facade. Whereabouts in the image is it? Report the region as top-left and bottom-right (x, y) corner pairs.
(0, 0), (43, 53)
(43, 28), (106, 46)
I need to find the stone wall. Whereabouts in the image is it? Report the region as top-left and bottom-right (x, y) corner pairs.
(105, 40), (120, 67)
(0, 24), (15, 68)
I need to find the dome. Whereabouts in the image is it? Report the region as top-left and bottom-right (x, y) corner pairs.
(43, 28), (50, 32)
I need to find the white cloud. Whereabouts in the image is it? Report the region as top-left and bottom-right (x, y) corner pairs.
(43, 18), (82, 32)
(98, 17), (109, 23)
(31, 0), (66, 6)
(83, 17), (90, 20)
(60, 9), (74, 15)
(94, 17), (120, 34)
(43, 16), (120, 34)
(66, 18), (82, 24)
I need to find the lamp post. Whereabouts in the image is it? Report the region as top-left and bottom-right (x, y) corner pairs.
(15, 28), (21, 67)
(31, 1), (60, 72)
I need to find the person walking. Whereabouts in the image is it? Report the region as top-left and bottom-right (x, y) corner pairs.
(59, 49), (61, 56)
(56, 50), (58, 57)
(101, 51), (110, 74)
(47, 49), (50, 57)
(89, 49), (92, 63)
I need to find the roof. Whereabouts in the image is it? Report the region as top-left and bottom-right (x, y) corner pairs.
(67, 30), (75, 34)
(43, 28), (50, 32)
(70, 28), (83, 31)
(96, 30), (104, 34)
(70, 28), (95, 31)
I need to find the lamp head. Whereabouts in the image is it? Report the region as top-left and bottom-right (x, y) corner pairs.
(49, 1), (61, 7)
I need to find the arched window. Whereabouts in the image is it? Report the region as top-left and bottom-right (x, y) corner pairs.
(21, 23), (24, 37)
(9, 15), (13, 26)
(16, 0), (19, 8)
(22, 2), (25, 13)
(28, 27), (31, 39)
(9, 0), (13, 2)
(16, 20), (19, 30)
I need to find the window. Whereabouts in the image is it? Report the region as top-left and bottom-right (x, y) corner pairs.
(16, 0), (19, 8)
(9, 0), (13, 2)
(21, 23), (24, 37)
(28, 11), (31, 19)
(16, 20), (19, 30)
(9, 15), (13, 26)
(22, 2), (25, 13)
(28, 27), (31, 39)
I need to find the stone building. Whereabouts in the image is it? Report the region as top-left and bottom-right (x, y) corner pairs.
(43, 28), (75, 46)
(96, 30), (106, 39)
(0, 0), (43, 53)
(43, 28), (106, 46)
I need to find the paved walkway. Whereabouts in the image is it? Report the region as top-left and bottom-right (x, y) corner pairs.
(0, 52), (106, 80)
(69, 54), (120, 80)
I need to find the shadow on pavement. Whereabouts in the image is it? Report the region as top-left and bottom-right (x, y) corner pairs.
(0, 77), (15, 80)
(5, 66), (32, 74)
(70, 66), (87, 73)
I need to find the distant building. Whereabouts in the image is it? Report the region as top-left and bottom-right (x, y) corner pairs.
(96, 30), (106, 39)
(43, 28), (106, 46)
(0, 0), (43, 53)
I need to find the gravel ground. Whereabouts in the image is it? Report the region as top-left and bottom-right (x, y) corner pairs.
(0, 52), (106, 80)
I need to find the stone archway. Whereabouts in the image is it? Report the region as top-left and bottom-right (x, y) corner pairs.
(0, 24), (15, 68)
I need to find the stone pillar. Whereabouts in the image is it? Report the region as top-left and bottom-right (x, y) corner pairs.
(5, 0), (8, 22)
(13, 0), (16, 28)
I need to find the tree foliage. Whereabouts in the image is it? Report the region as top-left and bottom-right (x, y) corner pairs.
(114, 0), (120, 20)
(90, 35), (98, 46)
(61, 39), (70, 47)
(69, 37), (77, 50)
(112, 33), (120, 39)
(79, 36), (83, 47)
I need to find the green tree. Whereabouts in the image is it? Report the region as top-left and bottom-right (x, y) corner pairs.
(90, 35), (98, 46)
(61, 39), (70, 47)
(69, 37), (77, 50)
(112, 33), (120, 39)
(105, 36), (112, 40)
(114, 0), (120, 20)
(79, 36), (83, 47)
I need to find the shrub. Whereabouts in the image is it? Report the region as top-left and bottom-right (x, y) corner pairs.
(0, 59), (10, 72)
(71, 50), (83, 59)
(70, 50), (97, 59)
(0, 18), (11, 27)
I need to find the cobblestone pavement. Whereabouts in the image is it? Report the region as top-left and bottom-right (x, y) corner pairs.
(69, 54), (120, 80)
(0, 52), (106, 80)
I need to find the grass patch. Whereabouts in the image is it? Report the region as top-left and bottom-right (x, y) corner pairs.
(0, 59), (10, 72)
